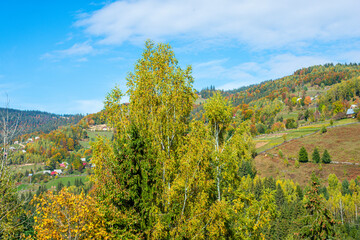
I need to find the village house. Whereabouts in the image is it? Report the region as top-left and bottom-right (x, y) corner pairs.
(346, 108), (355, 118)
(350, 104), (358, 109)
(54, 169), (63, 175)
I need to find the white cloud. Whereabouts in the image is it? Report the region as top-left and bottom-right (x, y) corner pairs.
(194, 54), (331, 90)
(75, 0), (360, 49)
(41, 42), (94, 60)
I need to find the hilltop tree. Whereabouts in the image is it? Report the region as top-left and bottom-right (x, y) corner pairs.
(299, 146), (309, 162)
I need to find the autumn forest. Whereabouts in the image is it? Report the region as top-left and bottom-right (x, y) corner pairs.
(2, 41), (360, 239)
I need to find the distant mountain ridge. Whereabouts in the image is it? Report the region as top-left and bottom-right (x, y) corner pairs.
(0, 107), (83, 137)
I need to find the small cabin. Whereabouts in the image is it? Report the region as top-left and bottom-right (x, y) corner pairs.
(346, 108), (355, 118)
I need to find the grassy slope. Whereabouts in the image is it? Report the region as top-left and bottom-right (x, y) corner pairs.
(44, 175), (88, 189)
(79, 130), (113, 148)
(254, 118), (357, 153)
(254, 122), (360, 185)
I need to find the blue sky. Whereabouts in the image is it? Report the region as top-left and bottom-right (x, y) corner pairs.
(1, 0), (360, 114)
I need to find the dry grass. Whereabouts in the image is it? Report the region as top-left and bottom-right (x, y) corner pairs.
(254, 123), (360, 185)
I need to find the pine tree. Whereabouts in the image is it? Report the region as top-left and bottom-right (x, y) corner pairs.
(299, 146), (308, 162)
(275, 184), (285, 207)
(312, 147), (320, 163)
(298, 174), (336, 239)
(322, 149), (331, 163)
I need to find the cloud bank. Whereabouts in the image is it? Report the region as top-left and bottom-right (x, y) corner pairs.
(76, 0), (360, 48)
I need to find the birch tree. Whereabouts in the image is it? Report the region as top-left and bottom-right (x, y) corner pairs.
(0, 99), (24, 238)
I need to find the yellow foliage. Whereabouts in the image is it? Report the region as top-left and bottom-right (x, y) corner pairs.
(31, 188), (110, 239)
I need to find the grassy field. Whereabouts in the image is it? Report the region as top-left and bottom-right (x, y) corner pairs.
(80, 130), (113, 148)
(17, 175), (89, 191)
(254, 123), (360, 185)
(10, 163), (44, 174)
(254, 118), (358, 153)
(44, 175), (88, 189)
(195, 97), (206, 105)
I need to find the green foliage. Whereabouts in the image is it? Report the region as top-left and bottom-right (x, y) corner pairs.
(298, 146), (309, 163)
(341, 179), (351, 196)
(295, 159), (300, 168)
(278, 149), (284, 158)
(321, 125), (327, 133)
(0, 166), (25, 238)
(328, 174), (339, 191)
(285, 118), (297, 129)
(298, 174), (336, 239)
(312, 147), (321, 163)
(322, 149), (331, 163)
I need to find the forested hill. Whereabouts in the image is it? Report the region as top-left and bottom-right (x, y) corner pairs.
(0, 107), (83, 136)
(199, 63), (360, 105)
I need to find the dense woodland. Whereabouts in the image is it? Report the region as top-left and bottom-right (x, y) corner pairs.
(0, 107), (83, 136)
(2, 41), (360, 239)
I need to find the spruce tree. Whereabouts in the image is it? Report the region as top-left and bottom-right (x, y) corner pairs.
(312, 147), (320, 163)
(298, 174), (336, 239)
(275, 184), (285, 207)
(299, 146), (308, 162)
(322, 149), (331, 164)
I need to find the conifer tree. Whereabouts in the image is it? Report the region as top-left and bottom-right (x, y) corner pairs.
(312, 147), (320, 163)
(322, 149), (331, 163)
(298, 146), (308, 162)
(298, 174), (336, 239)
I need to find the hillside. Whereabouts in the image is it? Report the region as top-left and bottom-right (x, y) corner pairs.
(0, 107), (83, 138)
(255, 123), (360, 185)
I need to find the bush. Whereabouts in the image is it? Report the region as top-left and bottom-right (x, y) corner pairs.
(256, 123), (266, 134)
(332, 112), (346, 120)
(299, 146), (309, 162)
(322, 149), (331, 163)
(278, 149), (284, 158)
(330, 119), (334, 126)
(285, 118), (297, 129)
(295, 159), (300, 168)
(357, 112), (360, 121)
(312, 147), (320, 163)
(283, 158), (289, 167)
(320, 125), (327, 134)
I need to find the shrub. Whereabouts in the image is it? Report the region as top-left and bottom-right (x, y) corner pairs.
(322, 149), (331, 164)
(295, 159), (300, 168)
(278, 149), (284, 158)
(285, 118), (298, 129)
(283, 158), (289, 167)
(312, 147), (320, 163)
(330, 119), (334, 126)
(320, 125), (327, 134)
(332, 112), (346, 120)
(357, 112), (360, 121)
(299, 146), (309, 162)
